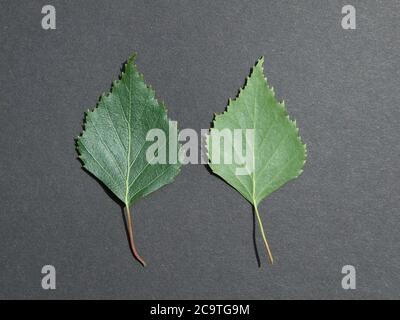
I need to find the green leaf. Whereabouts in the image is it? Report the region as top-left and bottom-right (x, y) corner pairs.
(76, 55), (181, 266)
(207, 57), (307, 264)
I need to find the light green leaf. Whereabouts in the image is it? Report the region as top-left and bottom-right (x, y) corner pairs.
(76, 55), (181, 266)
(207, 57), (307, 264)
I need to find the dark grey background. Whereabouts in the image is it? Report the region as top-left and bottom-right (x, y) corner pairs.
(0, 0), (399, 299)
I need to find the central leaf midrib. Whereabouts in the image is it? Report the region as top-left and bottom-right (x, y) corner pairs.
(252, 81), (257, 205)
(124, 73), (133, 205)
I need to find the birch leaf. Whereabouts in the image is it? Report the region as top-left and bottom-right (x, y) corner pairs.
(207, 57), (307, 264)
(76, 55), (181, 266)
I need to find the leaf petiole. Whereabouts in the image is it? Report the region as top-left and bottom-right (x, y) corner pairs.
(125, 206), (147, 267)
(253, 203), (274, 265)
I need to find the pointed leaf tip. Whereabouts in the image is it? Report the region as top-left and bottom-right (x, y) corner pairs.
(256, 56), (265, 67)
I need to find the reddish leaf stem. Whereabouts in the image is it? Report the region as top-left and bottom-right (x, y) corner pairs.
(125, 206), (147, 267)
